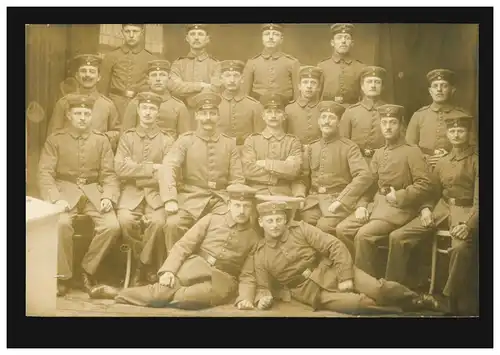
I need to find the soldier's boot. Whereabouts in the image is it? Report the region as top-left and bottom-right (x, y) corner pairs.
(115, 282), (180, 307)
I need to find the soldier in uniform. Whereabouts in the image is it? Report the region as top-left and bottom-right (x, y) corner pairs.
(339, 66), (387, 161)
(159, 92), (245, 253)
(217, 59), (265, 146)
(385, 115), (478, 315)
(168, 24), (221, 130)
(240, 93), (303, 197)
(248, 200), (439, 314)
(38, 94), (121, 296)
(285, 66), (324, 145)
(98, 24), (156, 123)
(47, 54), (120, 151)
(121, 60), (190, 139)
(297, 101), (373, 255)
(318, 24), (366, 107)
(242, 24), (300, 104)
(104, 184), (260, 310)
(114, 92), (175, 286)
(406, 69), (475, 168)
(336, 105), (434, 277)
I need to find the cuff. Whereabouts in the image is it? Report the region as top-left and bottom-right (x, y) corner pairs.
(101, 192), (119, 205)
(47, 188), (61, 203)
(337, 267), (354, 283)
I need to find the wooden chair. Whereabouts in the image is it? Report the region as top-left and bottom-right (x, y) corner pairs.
(428, 229), (452, 295)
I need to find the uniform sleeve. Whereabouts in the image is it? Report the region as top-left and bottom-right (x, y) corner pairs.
(97, 52), (115, 96)
(158, 214), (212, 275)
(336, 144), (374, 210)
(228, 140), (245, 185)
(177, 103), (191, 135)
(114, 134), (155, 179)
(264, 137), (302, 179)
(301, 222), (354, 282)
(291, 144), (310, 198)
(253, 247), (274, 304)
(241, 59), (254, 97)
(465, 155), (479, 230)
(47, 99), (67, 136)
(240, 136), (278, 184)
(405, 112), (420, 146)
(120, 99), (139, 133)
(167, 59), (204, 98)
(356, 149), (380, 208)
(37, 136), (62, 203)
(419, 159), (443, 212)
(339, 109), (352, 139)
(158, 135), (189, 203)
(290, 59), (301, 101)
(235, 241), (258, 305)
(99, 136), (120, 205)
(209, 61), (222, 93)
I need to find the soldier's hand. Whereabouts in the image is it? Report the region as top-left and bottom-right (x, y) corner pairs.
(237, 300), (255, 310)
(152, 164), (163, 172)
(420, 208), (434, 228)
(354, 207), (369, 223)
(338, 279), (354, 292)
(257, 296), (273, 310)
(385, 186), (397, 205)
(54, 200), (70, 212)
(164, 201), (179, 214)
(159, 272), (176, 288)
(450, 224), (470, 240)
(328, 200), (342, 214)
(256, 160), (266, 168)
(100, 198), (113, 213)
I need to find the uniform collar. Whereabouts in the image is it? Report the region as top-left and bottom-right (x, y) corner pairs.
(222, 89), (245, 102)
(261, 49), (283, 59)
(187, 50), (209, 61)
(430, 102), (454, 113)
(384, 136), (406, 150)
(196, 129), (221, 142)
(77, 86), (100, 98)
(120, 43), (145, 54)
(449, 145), (475, 161)
(265, 220), (299, 248)
(67, 127), (90, 140)
(332, 52), (352, 64)
(136, 124), (161, 138)
(360, 97), (385, 111)
(261, 127), (286, 140)
(297, 96), (320, 108)
(322, 133), (340, 144)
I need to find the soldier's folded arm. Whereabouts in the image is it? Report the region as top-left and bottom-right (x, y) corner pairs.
(264, 138), (303, 179)
(37, 137), (62, 203)
(240, 136), (278, 184)
(167, 60), (205, 98)
(290, 145), (311, 198)
(158, 135), (190, 204)
(234, 244), (258, 306)
(99, 136), (120, 205)
(209, 61), (222, 92)
(114, 135), (156, 178)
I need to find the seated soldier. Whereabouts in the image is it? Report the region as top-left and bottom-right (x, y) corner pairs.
(115, 92), (175, 286)
(38, 94), (121, 297)
(297, 101), (373, 255)
(247, 200), (439, 315)
(240, 93), (303, 197)
(91, 184), (260, 309)
(335, 104), (434, 277)
(385, 115), (478, 316)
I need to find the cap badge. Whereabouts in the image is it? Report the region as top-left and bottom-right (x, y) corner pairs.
(437, 76), (442, 80)
(205, 99), (210, 104)
(156, 67), (160, 71)
(269, 25), (274, 30)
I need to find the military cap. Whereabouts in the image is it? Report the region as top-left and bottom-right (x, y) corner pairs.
(330, 23), (355, 36)
(136, 91), (163, 108)
(256, 201), (288, 217)
(260, 93), (286, 110)
(261, 24), (284, 32)
(186, 24), (209, 33)
(318, 101), (346, 118)
(122, 24), (145, 28)
(444, 115), (473, 130)
(227, 183), (258, 201)
(360, 66), (387, 81)
(66, 94), (96, 110)
(377, 104), (405, 122)
(192, 92), (222, 111)
(147, 60), (171, 74)
(72, 54), (101, 71)
(426, 69), (455, 85)
(299, 66), (323, 81)
(220, 60), (245, 74)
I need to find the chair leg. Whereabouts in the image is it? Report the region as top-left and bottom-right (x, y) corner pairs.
(429, 233), (438, 295)
(120, 244), (133, 289)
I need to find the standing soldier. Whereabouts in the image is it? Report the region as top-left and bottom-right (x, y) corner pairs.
(298, 101), (373, 254)
(285, 66), (324, 145)
(240, 93), (303, 197)
(38, 94), (121, 297)
(339, 66), (387, 161)
(168, 24), (221, 130)
(217, 59), (265, 146)
(114, 92), (175, 286)
(98, 24), (156, 123)
(336, 104), (434, 277)
(318, 23), (366, 107)
(159, 92), (245, 253)
(47, 54), (120, 151)
(121, 60), (190, 139)
(406, 69), (475, 168)
(242, 24), (300, 104)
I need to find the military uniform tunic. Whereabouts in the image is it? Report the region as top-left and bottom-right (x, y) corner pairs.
(284, 97), (322, 145)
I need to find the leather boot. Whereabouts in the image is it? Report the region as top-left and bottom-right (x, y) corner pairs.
(81, 271), (95, 294)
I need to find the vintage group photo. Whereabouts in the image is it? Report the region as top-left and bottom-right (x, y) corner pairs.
(24, 22), (479, 318)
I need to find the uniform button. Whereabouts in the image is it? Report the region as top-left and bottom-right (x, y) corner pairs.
(222, 248), (226, 252)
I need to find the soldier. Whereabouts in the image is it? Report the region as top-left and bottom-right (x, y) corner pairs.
(285, 66), (324, 145)
(121, 60), (190, 139)
(297, 101), (373, 254)
(241, 24), (300, 104)
(406, 69), (475, 168)
(103, 184), (260, 310)
(159, 92), (245, 253)
(336, 104), (434, 277)
(318, 23), (366, 106)
(339, 66), (387, 161)
(98, 24), (156, 123)
(248, 200), (439, 314)
(217, 59), (265, 146)
(240, 93), (303, 197)
(47, 54), (120, 151)
(38, 94), (121, 297)
(114, 92), (175, 286)
(385, 115), (478, 315)
(168, 24), (220, 130)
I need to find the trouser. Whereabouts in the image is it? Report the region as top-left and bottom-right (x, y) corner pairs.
(163, 197), (227, 252)
(117, 200), (166, 270)
(58, 199), (121, 280)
